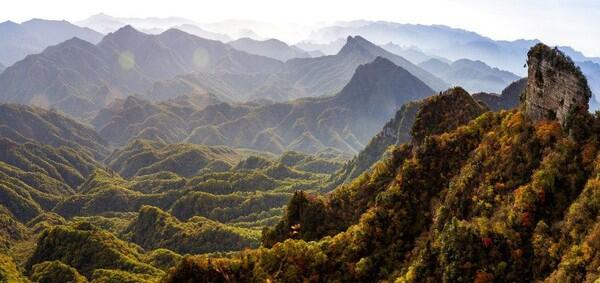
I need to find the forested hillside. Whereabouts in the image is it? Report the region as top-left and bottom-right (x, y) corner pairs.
(0, 14), (598, 282)
(163, 44), (600, 282)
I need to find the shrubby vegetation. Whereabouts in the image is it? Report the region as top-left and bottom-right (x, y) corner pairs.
(165, 107), (600, 282)
(0, 107), (343, 281)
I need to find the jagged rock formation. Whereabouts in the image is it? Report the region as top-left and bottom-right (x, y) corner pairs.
(522, 43), (591, 127)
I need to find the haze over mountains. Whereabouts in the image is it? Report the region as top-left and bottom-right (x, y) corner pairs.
(0, 25), (448, 117)
(0, 25), (281, 116)
(419, 58), (520, 93)
(228, 37), (312, 61)
(303, 20), (600, 106)
(3, 11), (600, 282)
(2, 15), (600, 109)
(93, 57), (434, 154)
(0, 19), (102, 66)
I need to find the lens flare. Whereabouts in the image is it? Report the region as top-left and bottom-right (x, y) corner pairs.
(118, 51), (135, 70)
(30, 93), (49, 108)
(193, 48), (210, 69)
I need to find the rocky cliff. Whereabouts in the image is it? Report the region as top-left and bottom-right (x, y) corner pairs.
(522, 43), (591, 127)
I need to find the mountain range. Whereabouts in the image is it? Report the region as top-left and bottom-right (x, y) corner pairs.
(0, 19), (102, 66)
(305, 20), (600, 74)
(303, 20), (600, 108)
(419, 58), (521, 93)
(4, 13), (600, 283)
(162, 35), (448, 103)
(94, 57), (435, 154)
(0, 27), (449, 117)
(0, 25), (281, 116)
(164, 42), (600, 283)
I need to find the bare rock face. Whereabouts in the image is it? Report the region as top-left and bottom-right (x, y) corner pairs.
(522, 43), (591, 127)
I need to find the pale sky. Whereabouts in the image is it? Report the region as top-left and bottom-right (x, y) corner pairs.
(2, 0), (600, 56)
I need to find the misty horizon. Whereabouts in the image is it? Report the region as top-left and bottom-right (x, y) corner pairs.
(1, 0), (600, 57)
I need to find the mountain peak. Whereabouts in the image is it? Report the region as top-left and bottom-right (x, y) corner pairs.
(522, 43), (591, 127)
(113, 25), (140, 35)
(338, 35), (376, 55)
(46, 37), (95, 52)
(353, 56), (398, 75)
(103, 25), (146, 41)
(339, 56), (419, 96)
(100, 24), (149, 47)
(335, 57), (434, 120)
(411, 87), (487, 144)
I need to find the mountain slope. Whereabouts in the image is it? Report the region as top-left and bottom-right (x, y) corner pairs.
(0, 104), (108, 221)
(172, 24), (232, 42)
(165, 43), (600, 283)
(419, 58), (521, 93)
(0, 19), (102, 66)
(0, 104), (109, 159)
(229, 37), (311, 61)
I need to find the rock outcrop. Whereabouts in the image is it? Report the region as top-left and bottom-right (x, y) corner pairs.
(522, 43), (591, 127)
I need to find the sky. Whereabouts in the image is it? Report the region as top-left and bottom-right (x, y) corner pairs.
(2, 0), (600, 56)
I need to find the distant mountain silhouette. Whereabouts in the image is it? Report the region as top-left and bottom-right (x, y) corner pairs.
(305, 21), (600, 106)
(95, 58), (435, 153)
(165, 36), (448, 102)
(294, 38), (346, 55)
(578, 61), (600, 110)
(419, 58), (520, 93)
(172, 24), (231, 42)
(229, 37), (311, 61)
(382, 42), (450, 64)
(77, 13), (197, 34)
(0, 19), (102, 66)
(0, 26), (280, 116)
